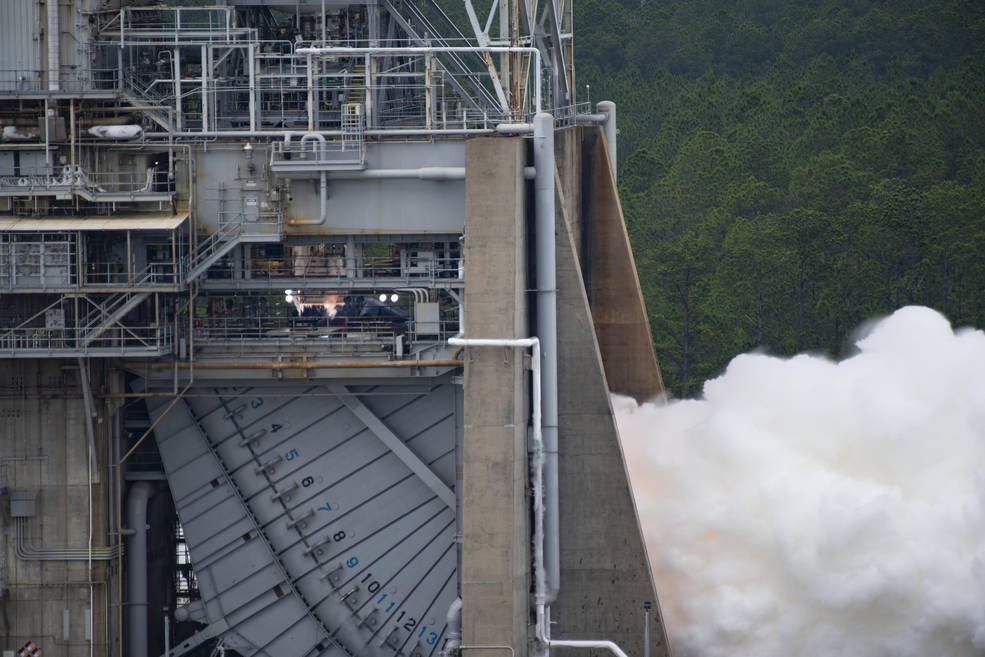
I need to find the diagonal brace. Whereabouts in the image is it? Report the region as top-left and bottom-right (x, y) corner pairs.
(329, 384), (456, 510)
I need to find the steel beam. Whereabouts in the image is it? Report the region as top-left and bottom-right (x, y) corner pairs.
(329, 383), (456, 510)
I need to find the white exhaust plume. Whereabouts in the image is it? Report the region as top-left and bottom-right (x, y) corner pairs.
(614, 306), (985, 657)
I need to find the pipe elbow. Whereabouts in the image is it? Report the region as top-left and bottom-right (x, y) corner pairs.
(126, 481), (154, 527)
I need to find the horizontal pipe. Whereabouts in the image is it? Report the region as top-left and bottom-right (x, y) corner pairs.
(496, 123), (533, 134)
(97, 392), (181, 399)
(575, 113), (607, 124)
(13, 518), (119, 561)
(116, 359), (462, 370)
(326, 167), (465, 181)
(144, 128), (498, 139)
(548, 640), (631, 657)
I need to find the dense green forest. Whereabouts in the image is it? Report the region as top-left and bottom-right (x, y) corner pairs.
(575, 0), (985, 396)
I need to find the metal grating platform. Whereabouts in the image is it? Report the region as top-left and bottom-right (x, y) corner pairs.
(146, 381), (461, 657)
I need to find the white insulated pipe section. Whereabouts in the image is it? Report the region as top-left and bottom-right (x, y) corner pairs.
(446, 336), (546, 620)
(47, 0), (60, 91)
(548, 640), (631, 657)
(127, 482), (154, 657)
(597, 101), (617, 183)
(297, 46), (544, 113)
(533, 113), (561, 604)
(444, 597), (463, 654)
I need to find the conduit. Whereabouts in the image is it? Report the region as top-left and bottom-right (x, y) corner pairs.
(127, 481), (154, 657)
(12, 517), (119, 561)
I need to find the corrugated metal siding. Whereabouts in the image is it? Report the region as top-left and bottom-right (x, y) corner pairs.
(0, 0), (42, 89)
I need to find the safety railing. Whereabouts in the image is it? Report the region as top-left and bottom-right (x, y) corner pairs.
(84, 261), (179, 287)
(270, 125), (365, 171)
(0, 69), (120, 94)
(234, 255), (461, 283)
(0, 166), (173, 196)
(96, 6), (255, 45)
(192, 316), (452, 347)
(0, 324), (172, 356)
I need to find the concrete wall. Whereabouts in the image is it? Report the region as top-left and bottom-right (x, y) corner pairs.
(0, 359), (114, 657)
(580, 129), (665, 403)
(551, 203), (670, 657)
(460, 137), (531, 656)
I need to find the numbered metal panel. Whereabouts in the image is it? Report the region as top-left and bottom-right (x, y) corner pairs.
(146, 380), (461, 657)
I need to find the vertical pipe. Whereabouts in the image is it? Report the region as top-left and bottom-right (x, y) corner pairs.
(173, 48), (182, 132)
(597, 101), (617, 184)
(43, 98), (51, 173)
(533, 112), (560, 602)
(248, 45), (257, 132)
(425, 53), (433, 131)
(644, 602), (651, 657)
(306, 54), (314, 132)
(364, 53), (372, 129)
(47, 0), (60, 91)
(126, 482), (154, 657)
(201, 46), (209, 134)
(69, 98), (75, 193)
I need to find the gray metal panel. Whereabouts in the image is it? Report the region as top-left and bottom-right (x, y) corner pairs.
(0, 0), (41, 90)
(149, 382), (459, 657)
(193, 142), (466, 235)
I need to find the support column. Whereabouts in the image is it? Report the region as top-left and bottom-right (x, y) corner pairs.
(461, 137), (530, 655)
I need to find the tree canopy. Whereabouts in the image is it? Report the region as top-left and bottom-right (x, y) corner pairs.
(576, 0), (985, 396)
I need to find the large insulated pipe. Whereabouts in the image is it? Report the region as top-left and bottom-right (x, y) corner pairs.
(127, 482), (154, 657)
(597, 101), (617, 183)
(289, 133), (329, 225)
(533, 112), (560, 604)
(47, 0), (60, 91)
(443, 597), (463, 655)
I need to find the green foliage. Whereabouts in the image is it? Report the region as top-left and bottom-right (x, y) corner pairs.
(576, 0), (985, 397)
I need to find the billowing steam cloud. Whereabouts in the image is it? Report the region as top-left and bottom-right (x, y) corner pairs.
(615, 306), (985, 657)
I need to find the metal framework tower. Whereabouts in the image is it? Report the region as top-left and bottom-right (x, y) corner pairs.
(0, 3), (668, 657)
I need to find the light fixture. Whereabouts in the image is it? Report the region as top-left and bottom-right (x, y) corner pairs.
(285, 289), (294, 303)
(390, 293), (399, 302)
(378, 293), (387, 303)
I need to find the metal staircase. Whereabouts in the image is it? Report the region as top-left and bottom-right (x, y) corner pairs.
(78, 290), (151, 347)
(185, 220), (245, 284)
